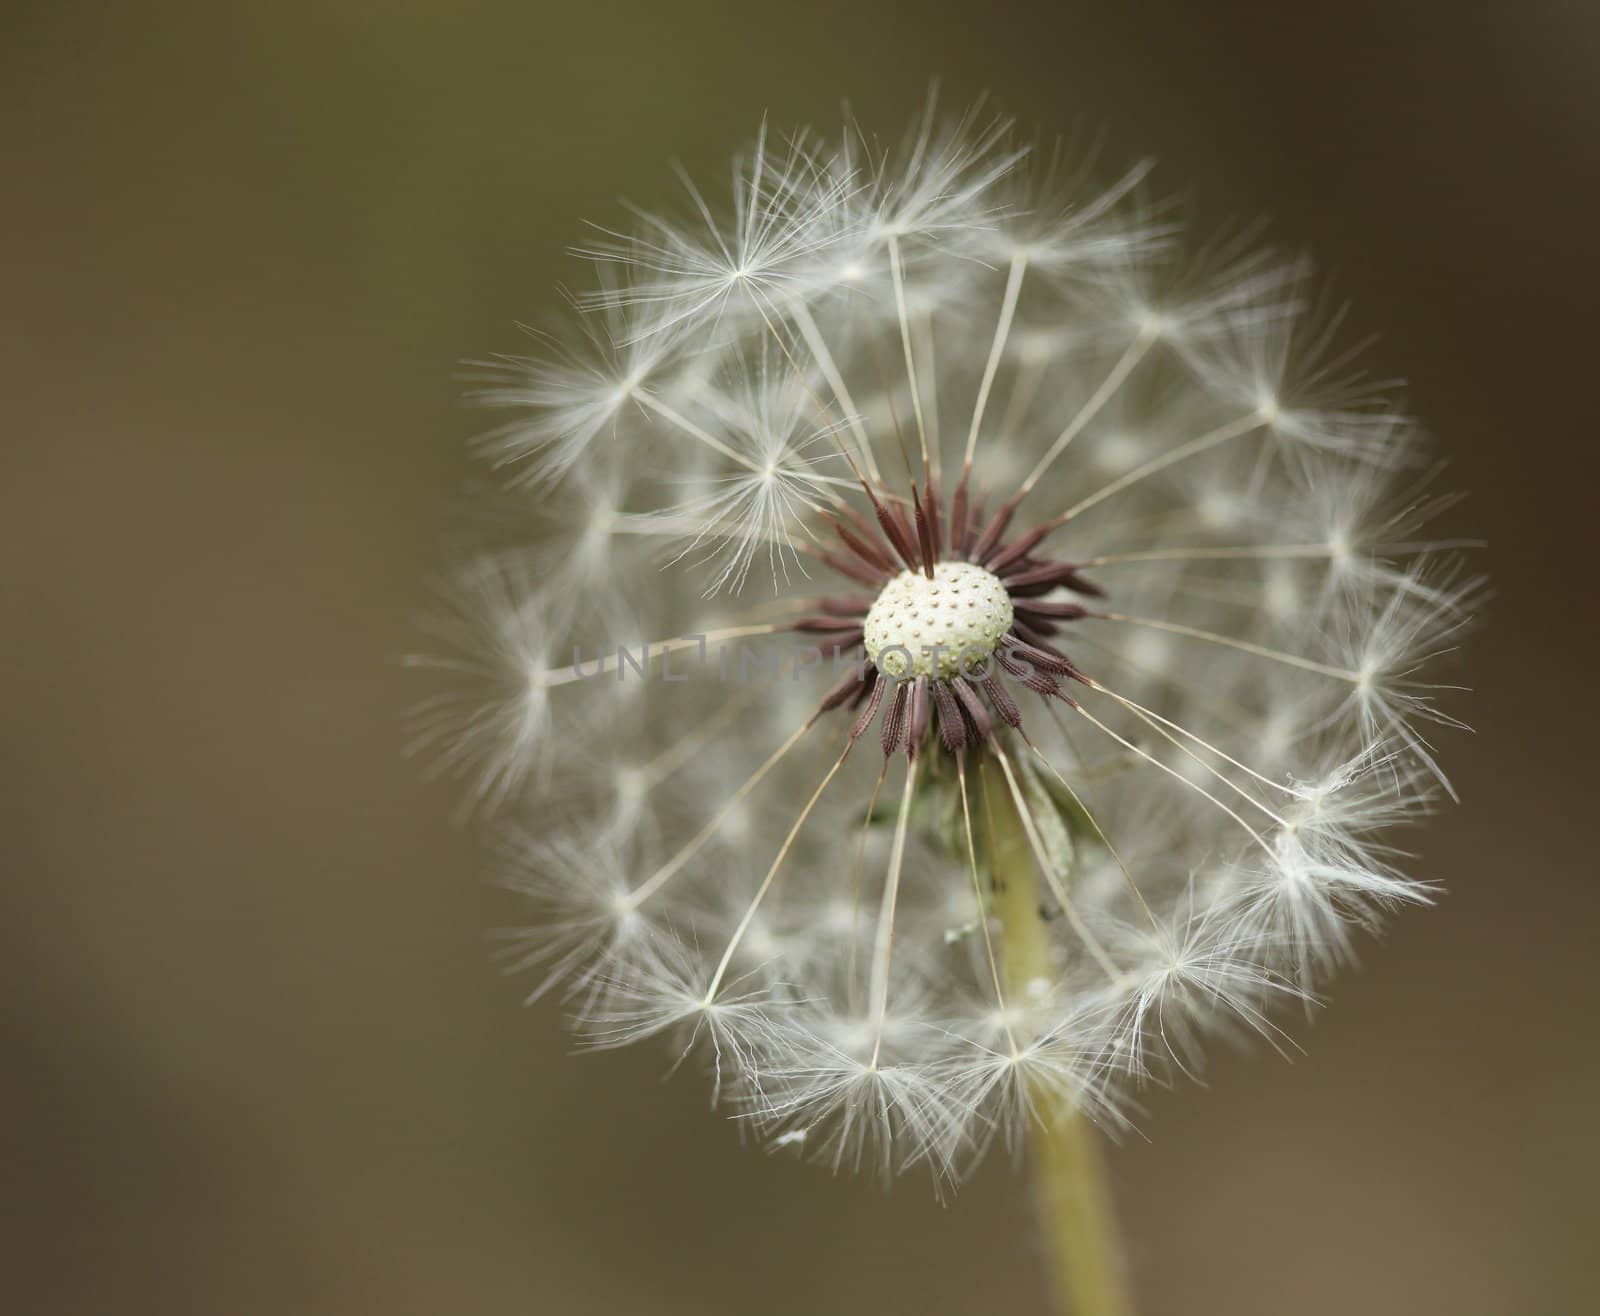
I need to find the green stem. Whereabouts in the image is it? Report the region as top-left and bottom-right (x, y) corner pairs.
(983, 758), (1134, 1316)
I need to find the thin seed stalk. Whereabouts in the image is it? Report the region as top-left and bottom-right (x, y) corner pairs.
(984, 758), (1134, 1316)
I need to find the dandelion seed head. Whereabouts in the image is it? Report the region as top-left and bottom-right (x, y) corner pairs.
(421, 100), (1479, 1187)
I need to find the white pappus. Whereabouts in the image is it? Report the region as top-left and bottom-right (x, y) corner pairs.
(417, 100), (1480, 1187)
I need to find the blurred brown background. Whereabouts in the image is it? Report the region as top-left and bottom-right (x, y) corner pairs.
(5, 3), (1597, 1313)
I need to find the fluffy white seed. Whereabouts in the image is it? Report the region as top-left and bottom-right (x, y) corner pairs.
(424, 101), (1478, 1188)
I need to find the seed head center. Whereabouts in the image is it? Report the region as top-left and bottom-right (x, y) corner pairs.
(863, 561), (1013, 680)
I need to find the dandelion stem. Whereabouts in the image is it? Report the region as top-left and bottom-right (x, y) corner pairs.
(985, 759), (1134, 1316)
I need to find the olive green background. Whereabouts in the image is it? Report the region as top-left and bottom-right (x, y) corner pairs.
(5, 3), (1596, 1313)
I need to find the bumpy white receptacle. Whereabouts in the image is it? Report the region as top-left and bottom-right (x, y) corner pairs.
(862, 561), (1013, 679)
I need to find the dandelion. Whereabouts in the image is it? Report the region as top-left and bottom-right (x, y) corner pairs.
(421, 100), (1478, 1315)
